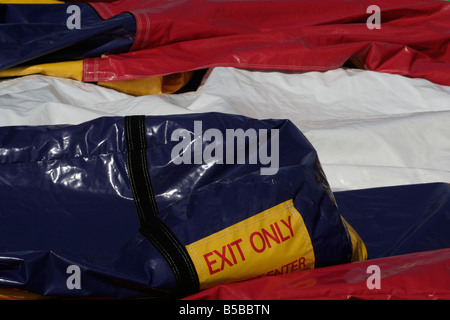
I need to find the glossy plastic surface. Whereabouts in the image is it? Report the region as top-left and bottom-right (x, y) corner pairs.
(85, 0), (450, 85)
(0, 3), (135, 70)
(0, 112), (355, 298)
(185, 182), (450, 299)
(185, 247), (450, 300)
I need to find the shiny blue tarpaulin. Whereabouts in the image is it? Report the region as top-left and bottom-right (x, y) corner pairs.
(0, 113), (448, 298)
(336, 182), (450, 260)
(0, 113), (355, 298)
(0, 3), (135, 70)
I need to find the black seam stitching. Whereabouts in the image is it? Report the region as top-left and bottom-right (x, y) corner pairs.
(125, 115), (199, 295)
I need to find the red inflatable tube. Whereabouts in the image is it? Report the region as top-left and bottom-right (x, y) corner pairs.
(183, 248), (450, 300)
(83, 0), (450, 85)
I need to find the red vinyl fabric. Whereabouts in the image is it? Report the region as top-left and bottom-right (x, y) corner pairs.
(84, 0), (450, 85)
(183, 248), (450, 300)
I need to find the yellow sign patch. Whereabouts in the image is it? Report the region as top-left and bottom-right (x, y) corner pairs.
(186, 199), (315, 290)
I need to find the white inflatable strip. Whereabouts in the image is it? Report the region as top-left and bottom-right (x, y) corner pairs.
(0, 67), (449, 191)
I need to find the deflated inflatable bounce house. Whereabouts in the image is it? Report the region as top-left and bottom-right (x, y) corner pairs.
(0, 0), (449, 300)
